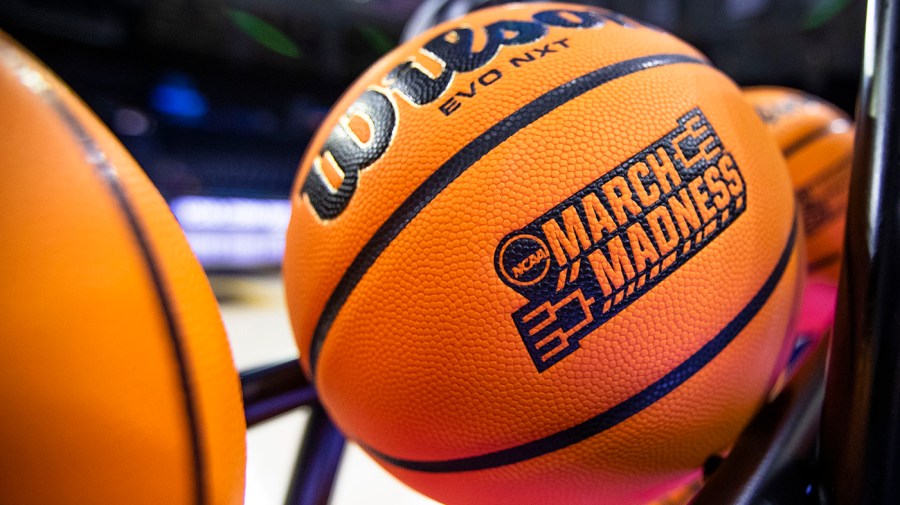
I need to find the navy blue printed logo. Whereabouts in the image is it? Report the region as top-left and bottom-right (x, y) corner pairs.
(495, 108), (747, 372)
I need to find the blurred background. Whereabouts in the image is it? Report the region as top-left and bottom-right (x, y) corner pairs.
(0, 0), (865, 503)
(0, 0), (864, 273)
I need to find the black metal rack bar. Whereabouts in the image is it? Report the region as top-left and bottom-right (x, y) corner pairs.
(241, 359), (317, 427)
(285, 403), (346, 505)
(820, 0), (900, 503)
(691, 338), (826, 505)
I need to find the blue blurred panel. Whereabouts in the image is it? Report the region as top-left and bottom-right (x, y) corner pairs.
(151, 73), (208, 122)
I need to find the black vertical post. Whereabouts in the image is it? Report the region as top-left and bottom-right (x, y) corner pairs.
(820, 0), (900, 503)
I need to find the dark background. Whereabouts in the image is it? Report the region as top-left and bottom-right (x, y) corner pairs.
(0, 0), (866, 266)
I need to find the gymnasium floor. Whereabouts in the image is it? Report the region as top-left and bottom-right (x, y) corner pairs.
(214, 273), (438, 505)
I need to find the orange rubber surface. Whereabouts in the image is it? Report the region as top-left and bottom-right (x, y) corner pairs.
(745, 86), (854, 283)
(0, 33), (245, 505)
(285, 4), (802, 504)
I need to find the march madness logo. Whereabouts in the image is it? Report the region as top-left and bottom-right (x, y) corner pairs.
(495, 109), (747, 372)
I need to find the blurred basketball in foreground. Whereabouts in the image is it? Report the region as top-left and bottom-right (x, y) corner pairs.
(0, 33), (245, 504)
(745, 86), (854, 283)
(285, 4), (804, 504)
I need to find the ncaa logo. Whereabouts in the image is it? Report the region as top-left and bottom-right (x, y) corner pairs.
(496, 234), (551, 287)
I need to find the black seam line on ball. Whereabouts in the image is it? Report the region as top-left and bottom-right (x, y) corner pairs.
(308, 53), (711, 376)
(26, 64), (207, 503)
(362, 214), (799, 473)
(782, 123), (838, 159)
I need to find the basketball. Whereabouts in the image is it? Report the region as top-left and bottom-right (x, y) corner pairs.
(745, 86), (854, 283)
(0, 34), (245, 504)
(284, 4), (803, 504)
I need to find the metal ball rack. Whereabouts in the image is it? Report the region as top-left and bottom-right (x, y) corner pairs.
(239, 0), (900, 503)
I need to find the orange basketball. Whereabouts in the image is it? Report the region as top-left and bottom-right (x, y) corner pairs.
(745, 86), (854, 283)
(284, 4), (803, 504)
(0, 34), (245, 504)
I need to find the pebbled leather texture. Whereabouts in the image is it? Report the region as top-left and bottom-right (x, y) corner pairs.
(285, 4), (804, 504)
(745, 86), (854, 284)
(0, 33), (245, 505)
